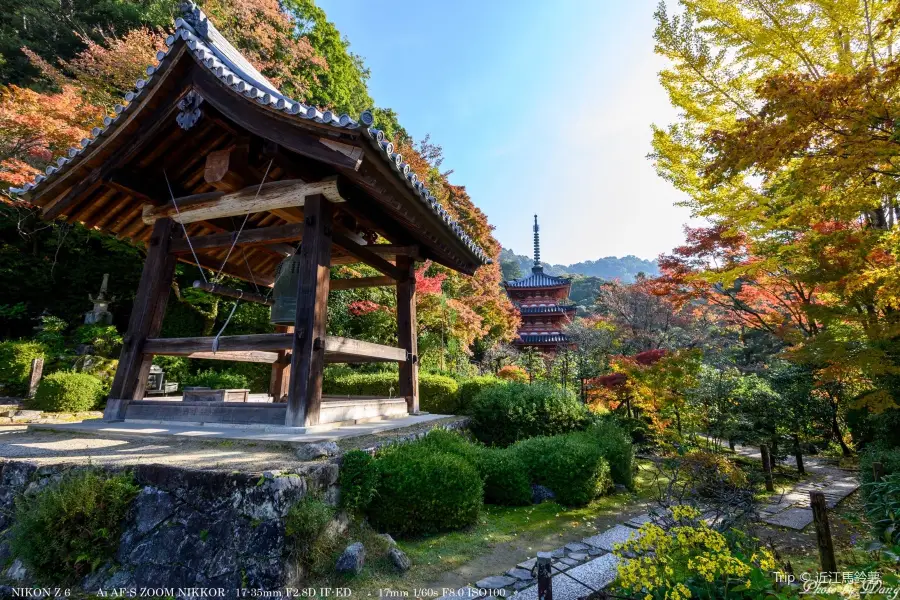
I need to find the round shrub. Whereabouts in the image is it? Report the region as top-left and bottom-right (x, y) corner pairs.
(368, 447), (483, 536)
(28, 371), (104, 412)
(0, 340), (46, 397)
(469, 382), (590, 446)
(417, 428), (483, 463)
(513, 434), (612, 506)
(9, 469), (139, 583)
(580, 420), (635, 489)
(479, 448), (532, 506)
(339, 450), (378, 513)
(456, 376), (503, 414)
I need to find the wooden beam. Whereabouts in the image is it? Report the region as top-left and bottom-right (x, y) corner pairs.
(105, 218), (178, 419)
(332, 231), (403, 279)
(143, 333), (295, 355)
(323, 336), (406, 362)
(396, 255), (419, 413)
(269, 325), (293, 402)
(287, 194), (333, 428)
(192, 281), (273, 306)
(329, 275), (395, 291)
(143, 178), (343, 225)
(184, 253), (275, 287)
(171, 223), (303, 253)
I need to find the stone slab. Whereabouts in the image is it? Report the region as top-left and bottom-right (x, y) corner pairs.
(567, 552), (587, 561)
(517, 558), (536, 571)
(475, 575), (516, 589)
(564, 541), (589, 552)
(625, 513), (653, 528)
(558, 557), (579, 567)
(583, 524), (642, 552)
(507, 568), (533, 581)
(763, 507), (814, 530)
(512, 554), (620, 600)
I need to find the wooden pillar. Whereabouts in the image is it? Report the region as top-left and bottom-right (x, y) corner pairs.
(105, 218), (177, 420)
(269, 325), (293, 401)
(810, 491), (837, 572)
(285, 195), (332, 428)
(396, 255), (418, 414)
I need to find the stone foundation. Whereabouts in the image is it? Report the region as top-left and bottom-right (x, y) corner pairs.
(0, 459), (341, 595)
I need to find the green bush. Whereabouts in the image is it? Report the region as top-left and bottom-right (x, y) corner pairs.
(579, 420), (635, 489)
(27, 371), (104, 412)
(0, 340), (46, 397)
(469, 382), (590, 446)
(479, 448), (533, 506)
(73, 324), (122, 357)
(8, 469), (139, 583)
(339, 450), (378, 513)
(864, 473), (900, 544)
(861, 445), (900, 487)
(513, 434), (612, 506)
(323, 372), (460, 414)
(414, 429), (531, 506)
(368, 445), (482, 536)
(456, 376), (503, 414)
(184, 369), (250, 390)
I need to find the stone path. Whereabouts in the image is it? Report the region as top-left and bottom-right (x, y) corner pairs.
(730, 443), (859, 531)
(437, 445), (860, 600)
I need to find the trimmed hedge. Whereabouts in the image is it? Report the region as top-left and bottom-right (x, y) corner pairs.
(479, 448), (532, 506)
(324, 372), (459, 414)
(27, 371), (105, 412)
(184, 369), (251, 390)
(456, 376), (503, 414)
(9, 469), (139, 583)
(0, 340), (46, 397)
(469, 381), (590, 446)
(368, 444), (483, 536)
(579, 420), (635, 489)
(339, 450), (378, 513)
(513, 434), (612, 506)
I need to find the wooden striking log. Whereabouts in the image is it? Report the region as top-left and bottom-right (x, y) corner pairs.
(810, 491), (837, 572)
(329, 276), (395, 291)
(183, 351), (280, 363)
(396, 255), (419, 413)
(142, 178), (344, 225)
(171, 223), (304, 253)
(287, 194), (333, 427)
(323, 337), (406, 362)
(143, 333), (295, 355)
(332, 231), (403, 279)
(106, 218), (178, 419)
(192, 281), (273, 306)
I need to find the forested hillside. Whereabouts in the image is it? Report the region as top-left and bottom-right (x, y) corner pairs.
(499, 247), (658, 282)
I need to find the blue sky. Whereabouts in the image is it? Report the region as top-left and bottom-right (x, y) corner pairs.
(318, 0), (692, 265)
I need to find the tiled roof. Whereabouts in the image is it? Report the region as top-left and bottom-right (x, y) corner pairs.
(516, 333), (570, 344)
(8, 1), (489, 266)
(518, 304), (577, 315)
(504, 266), (571, 288)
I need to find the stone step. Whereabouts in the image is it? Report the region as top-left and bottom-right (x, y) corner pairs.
(582, 524), (642, 552)
(511, 554), (619, 600)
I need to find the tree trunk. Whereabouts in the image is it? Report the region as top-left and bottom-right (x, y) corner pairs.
(831, 415), (852, 457)
(793, 434), (805, 475)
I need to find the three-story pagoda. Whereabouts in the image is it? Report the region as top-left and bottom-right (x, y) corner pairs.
(503, 216), (575, 354)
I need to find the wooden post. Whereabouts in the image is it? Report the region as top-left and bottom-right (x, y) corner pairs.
(285, 195), (332, 428)
(793, 434), (805, 475)
(105, 218), (177, 420)
(396, 255), (418, 414)
(26, 357), (43, 398)
(269, 325), (292, 402)
(810, 491), (837, 572)
(760, 444), (774, 492)
(536, 551), (552, 600)
(874, 462), (885, 483)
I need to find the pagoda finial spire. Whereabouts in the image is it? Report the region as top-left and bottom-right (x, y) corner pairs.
(533, 214), (542, 272)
